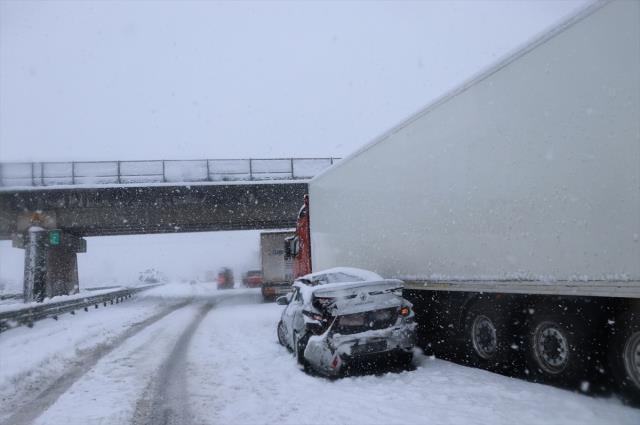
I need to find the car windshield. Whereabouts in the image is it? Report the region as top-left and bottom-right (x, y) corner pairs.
(1, 1), (638, 425)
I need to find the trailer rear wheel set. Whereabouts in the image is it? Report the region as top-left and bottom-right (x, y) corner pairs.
(413, 292), (640, 403)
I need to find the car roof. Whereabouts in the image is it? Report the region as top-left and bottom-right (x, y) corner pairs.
(293, 267), (383, 288)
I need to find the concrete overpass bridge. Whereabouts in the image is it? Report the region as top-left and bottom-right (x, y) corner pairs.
(0, 158), (336, 301)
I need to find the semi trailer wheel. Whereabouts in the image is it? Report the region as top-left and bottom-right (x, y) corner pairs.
(524, 306), (594, 386)
(464, 299), (518, 371)
(608, 309), (640, 404)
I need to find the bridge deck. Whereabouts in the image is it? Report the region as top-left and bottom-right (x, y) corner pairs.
(0, 181), (308, 239)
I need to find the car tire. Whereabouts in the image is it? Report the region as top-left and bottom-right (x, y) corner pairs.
(608, 308), (640, 404)
(277, 320), (288, 348)
(463, 298), (518, 372)
(294, 332), (310, 369)
(524, 305), (596, 386)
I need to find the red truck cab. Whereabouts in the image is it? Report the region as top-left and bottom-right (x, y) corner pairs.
(285, 194), (312, 279)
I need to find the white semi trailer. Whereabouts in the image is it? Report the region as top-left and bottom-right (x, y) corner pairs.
(307, 0), (640, 400)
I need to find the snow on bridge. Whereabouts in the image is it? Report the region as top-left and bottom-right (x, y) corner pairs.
(0, 157), (338, 188)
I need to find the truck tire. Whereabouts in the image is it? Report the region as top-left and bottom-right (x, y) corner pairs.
(608, 308), (640, 403)
(463, 298), (517, 372)
(524, 305), (596, 386)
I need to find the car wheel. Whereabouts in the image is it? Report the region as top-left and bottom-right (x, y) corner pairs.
(608, 308), (640, 404)
(277, 320), (288, 348)
(294, 332), (310, 368)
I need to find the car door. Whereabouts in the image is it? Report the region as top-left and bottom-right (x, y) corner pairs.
(290, 287), (306, 338)
(282, 288), (300, 347)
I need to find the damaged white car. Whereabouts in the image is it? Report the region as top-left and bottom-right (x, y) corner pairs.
(276, 267), (416, 376)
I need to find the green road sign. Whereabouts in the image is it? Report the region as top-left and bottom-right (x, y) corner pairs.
(49, 230), (61, 246)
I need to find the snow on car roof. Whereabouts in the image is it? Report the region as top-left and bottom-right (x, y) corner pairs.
(294, 267), (401, 308)
(298, 267), (383, 283)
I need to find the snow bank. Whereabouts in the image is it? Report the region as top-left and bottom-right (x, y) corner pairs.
(0, 287), (128, 313)
(0, 297), (177, 423)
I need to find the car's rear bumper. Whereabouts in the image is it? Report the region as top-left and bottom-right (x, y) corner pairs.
(341, 347), (413, 371)
(304, 321), (416, 376)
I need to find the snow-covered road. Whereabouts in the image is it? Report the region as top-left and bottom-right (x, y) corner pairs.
(0, 283), (638, 425)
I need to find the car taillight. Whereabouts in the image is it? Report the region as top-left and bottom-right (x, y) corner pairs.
(331, 356), (340, 369)
(399, 306), (411, 317)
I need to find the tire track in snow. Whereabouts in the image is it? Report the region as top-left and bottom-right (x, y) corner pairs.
(1, 300), (191, 425)
(132, 302), (214, 425)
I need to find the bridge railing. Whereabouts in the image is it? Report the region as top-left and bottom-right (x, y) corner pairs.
(0, 158), (338, 187)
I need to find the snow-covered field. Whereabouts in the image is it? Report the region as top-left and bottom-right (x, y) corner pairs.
(0, 283), (638, 425)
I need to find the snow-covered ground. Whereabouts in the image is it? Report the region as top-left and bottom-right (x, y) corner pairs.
(0, 282), (638, 425)
(187, 300), (640, 425)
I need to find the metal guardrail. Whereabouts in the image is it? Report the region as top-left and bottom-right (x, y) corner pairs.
(0, 286), (123, 301)
(0, 285), (159, 333)
(0, 157), (339, 187)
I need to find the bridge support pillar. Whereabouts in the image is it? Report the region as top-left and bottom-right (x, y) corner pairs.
(16, 228), (85, 302)
(22, 228), (47, 302)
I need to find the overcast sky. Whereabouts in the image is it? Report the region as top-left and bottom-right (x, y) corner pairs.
(0, 0), (588, 289)
(1, 0), (587, 162)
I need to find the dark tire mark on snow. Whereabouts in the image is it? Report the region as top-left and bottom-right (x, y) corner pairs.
(132, 302), (214, 425)
(1, 300), (191, 425)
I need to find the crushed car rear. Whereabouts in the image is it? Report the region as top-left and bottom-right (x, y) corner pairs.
(300, 278), (416, 376)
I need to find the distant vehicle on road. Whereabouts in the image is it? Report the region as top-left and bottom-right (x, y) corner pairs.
(217, 268), (234, 290)
(242, 270), (263, 288)
(276, 267), (416, 377)
(138, 268), (168, 285)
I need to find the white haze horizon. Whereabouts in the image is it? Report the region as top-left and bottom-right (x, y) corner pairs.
(0, 0), (588, 292)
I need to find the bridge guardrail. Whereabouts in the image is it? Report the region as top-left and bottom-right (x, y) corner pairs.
(0, 157), (338, 187)
(0, 285), (160, 333)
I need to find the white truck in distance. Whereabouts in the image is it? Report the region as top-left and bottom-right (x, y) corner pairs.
(305, 0), (640, 401)
(260, 230), (295, 301)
